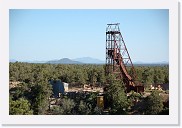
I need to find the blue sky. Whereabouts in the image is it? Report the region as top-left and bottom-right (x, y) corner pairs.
(9, 9), (169, 63)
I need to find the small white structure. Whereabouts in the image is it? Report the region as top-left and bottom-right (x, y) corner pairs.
(63, 82), (69, 92)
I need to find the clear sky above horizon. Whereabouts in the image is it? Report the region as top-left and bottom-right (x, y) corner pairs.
(10, 9), (169, 63)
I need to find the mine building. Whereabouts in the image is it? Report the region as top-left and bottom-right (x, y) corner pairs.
(49, 80), (69, 98)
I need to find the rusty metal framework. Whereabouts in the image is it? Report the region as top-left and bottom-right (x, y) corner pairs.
(105, 23), (143, 92)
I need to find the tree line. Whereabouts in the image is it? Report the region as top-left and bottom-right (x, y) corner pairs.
(10, 62), (168, 86)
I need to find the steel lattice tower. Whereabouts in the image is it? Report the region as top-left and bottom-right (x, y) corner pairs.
(105, 23), (143, 92)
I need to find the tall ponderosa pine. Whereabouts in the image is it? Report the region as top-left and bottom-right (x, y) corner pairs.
(31, 81), (52, 115)
(105, 74), (129, 114)
(144, 91), (164, 115)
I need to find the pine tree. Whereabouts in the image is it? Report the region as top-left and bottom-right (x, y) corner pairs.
(144, 91), (164, 115)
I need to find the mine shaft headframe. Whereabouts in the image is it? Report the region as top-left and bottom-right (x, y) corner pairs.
(105, 23), (137, 82)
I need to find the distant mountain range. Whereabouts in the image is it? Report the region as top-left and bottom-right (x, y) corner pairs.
(73, 57), (105, 64)
(47, 57), (105, 64)
(9, 58), (168, 65)
(9, 57), (105, 64)
(47, 58), (82, 64)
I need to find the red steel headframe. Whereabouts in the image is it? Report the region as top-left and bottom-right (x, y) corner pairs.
(105, 23), (139, 92)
